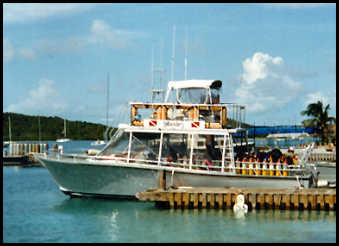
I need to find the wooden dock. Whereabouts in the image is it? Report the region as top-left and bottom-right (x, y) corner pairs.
(136, 186), (336, 211)
(3, 153), (43, 167)
(309, 152), (336, 162)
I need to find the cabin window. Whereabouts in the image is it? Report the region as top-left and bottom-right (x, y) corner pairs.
(197, 141), (204, 147)
(191, 134), (224, 170)
(129, 133), (161, 164)
(160, 134), (188, 167)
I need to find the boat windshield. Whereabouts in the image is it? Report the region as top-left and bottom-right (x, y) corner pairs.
(211, 88), (220, 104)
(177, 88), (208, 104)
(98, 132), (162, 161)
(98, 132), (130, 156)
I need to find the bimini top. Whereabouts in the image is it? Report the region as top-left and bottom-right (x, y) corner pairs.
(167, 80), (222, 90)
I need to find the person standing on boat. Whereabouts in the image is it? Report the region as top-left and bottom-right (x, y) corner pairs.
(242, 156), (248, 175)
(269, 155), (275, 176)
(248, 155), (255, 175)
(262, 157), (268, 176)
(255, 154), (261, 176)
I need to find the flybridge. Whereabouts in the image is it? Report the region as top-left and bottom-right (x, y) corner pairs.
(129, 80), (245, 131)
(130, 102), (228, 130)
(129, 79), (246, 131)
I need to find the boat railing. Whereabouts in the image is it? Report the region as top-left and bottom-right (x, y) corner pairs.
(129, 102), (246, 129)
(67, 153), (311, 177)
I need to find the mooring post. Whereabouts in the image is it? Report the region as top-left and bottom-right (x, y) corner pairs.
(158, 170), (166, 190)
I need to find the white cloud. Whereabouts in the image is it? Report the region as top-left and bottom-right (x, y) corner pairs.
(304, 91), (336, 114)
(18, 47), (36, 61)
(4, 3), (94, 24)
(3, 39), (15, 62)
(35, 37), (86, 55)
(330, 60), (336, 74)
(235, 52), (302, 113)
(88, 19), (146, 49)
(5, 18), (146, 62)
(4, 38), (38, 62)
(241, 52), (283, 84)
(305, 92), (328, 106)
(6, 79), (67, 115)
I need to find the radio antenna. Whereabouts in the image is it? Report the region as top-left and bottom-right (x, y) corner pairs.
(151, 40), (165, 102)
(170, 25), (176, 81)
(151, 45), (154, 94)
(106, 72), (110, 127)
(184, 25), (188, 80)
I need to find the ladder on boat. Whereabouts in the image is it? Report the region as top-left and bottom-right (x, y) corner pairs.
(222, 132), (235, 171)
(298, 142), (315, 165)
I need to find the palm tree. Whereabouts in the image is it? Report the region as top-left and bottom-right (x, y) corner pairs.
(301, 101), (336, 144)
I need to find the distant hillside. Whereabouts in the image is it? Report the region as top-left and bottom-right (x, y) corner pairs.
(3, 112), (116, 141)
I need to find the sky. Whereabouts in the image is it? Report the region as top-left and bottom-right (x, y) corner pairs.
(3, 3), (336, 127)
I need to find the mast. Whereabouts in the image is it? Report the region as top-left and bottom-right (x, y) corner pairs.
(64, 119), (67, 138)
(151, 40), (165, 102)
(106, 72), (110, 127)
(170, 25), (176, 82)
(151, 45), (154, 100)
(38, 116), (41, 142)
(8, 115), (12, 142)
(184, 25), (188, 80)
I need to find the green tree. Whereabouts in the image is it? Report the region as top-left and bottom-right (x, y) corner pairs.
(301, 101), (336, 144)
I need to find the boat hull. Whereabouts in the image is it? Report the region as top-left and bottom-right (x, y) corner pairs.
(316, 163), (336, 182)
(166, 171), (311, 189)
(38, 157), (159, 198)
(37, 155), (313, 199)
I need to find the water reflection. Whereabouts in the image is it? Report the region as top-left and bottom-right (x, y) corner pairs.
(49, 198), (125, 242)
(147, 206), (336, 227)
(108, 211), (119, 241)
(47, 198), (335, 243)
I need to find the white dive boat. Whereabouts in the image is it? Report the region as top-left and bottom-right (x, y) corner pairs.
(35, 79), (319, 199)
(56, 119), (71, 143)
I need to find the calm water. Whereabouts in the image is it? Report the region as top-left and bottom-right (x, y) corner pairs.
(3, 141), (336, 243)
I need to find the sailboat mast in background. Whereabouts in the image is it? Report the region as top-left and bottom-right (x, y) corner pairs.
(106, 72), (110, 127)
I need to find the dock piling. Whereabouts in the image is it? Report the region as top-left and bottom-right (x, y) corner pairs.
(136, 187), (336, 211)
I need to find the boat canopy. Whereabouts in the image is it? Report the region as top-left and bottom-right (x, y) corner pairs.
(167, 80), (222, 90)
(165, 80), (222, 104)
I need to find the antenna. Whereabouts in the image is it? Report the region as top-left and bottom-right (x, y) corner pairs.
(184, 25), (188, 80)
(106, 72), (110, 127)
(151, 45), (154, 95)
(8, 115), (12, 142)
(170, 25), (176, 82)
(151, 40), (165, 102)
(159, 38), (164, 88)
(38, 116), (41, 142)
